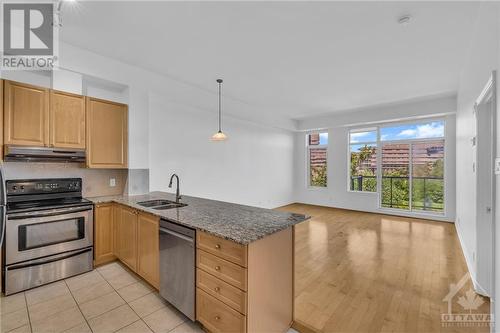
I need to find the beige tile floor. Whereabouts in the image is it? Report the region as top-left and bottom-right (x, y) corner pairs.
(0, 262), (203, 333)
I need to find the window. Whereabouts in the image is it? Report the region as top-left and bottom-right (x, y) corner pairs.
(307, 132), (328, 187)
(349, 129), (377, 192)
(380, 120), (445, 213)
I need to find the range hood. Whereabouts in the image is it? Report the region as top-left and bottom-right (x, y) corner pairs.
(4, 145), (86, 163)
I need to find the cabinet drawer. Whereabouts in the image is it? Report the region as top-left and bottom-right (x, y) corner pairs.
(197, 232), (247, 267)
(197, 250), (247, 291)
(197, 268), (246, 315)
(196, 288), (246, 333)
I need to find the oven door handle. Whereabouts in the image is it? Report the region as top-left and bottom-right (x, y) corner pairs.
(6, 247), (92, 271)
(7, 207), (93, 220)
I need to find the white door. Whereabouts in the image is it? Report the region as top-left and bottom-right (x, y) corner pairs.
(474, 73), (496, 297)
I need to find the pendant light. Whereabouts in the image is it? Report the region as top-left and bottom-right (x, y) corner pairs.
(211, 79), (228, 141)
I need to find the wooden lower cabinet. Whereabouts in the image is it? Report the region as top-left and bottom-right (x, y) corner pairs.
(137, 212), (160, 289)
(94, 203), (116, 265)
(117, 205), (138, 271)
(97, 203), (160, 289)
(197, 289), (246, 333)
(95, 203), (293, 333)
(195, 229), (293, 333)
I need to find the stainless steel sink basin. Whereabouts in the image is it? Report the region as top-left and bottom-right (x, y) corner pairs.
(136, 200), (171, 207)
(152, 203), (188, 210)
(136, 199), (187, 210)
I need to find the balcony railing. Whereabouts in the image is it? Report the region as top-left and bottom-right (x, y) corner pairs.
(350, 175), (444, 212)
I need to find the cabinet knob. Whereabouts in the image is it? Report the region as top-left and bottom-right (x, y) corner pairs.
(214, 286), (220, 292)
(215, 244), (221, 249)
(215, 315), (220, 321)
(215, 266), (221, 271)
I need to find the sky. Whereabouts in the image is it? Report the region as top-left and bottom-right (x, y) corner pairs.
(350, 121), (444, 144)
(349, 121), (445, 152)
(319, 132), (328, 145)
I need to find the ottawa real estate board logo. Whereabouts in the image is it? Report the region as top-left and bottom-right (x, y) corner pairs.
(1, 2), (58, 70)
(441, 273), (493, 328)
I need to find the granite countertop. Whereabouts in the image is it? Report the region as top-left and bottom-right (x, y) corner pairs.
(87, 191), (310, 245)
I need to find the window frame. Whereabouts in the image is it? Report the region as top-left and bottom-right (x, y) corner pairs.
(346, 118), (447, 217)
(378, 119), (446, 216)
(347, 127), (378, 193)
(306, 131), (328, 189)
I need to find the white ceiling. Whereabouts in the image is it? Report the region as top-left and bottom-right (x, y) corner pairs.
(61, 1), (479, 120)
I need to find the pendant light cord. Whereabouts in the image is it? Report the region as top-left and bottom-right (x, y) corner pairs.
(217, 79), (222, 132)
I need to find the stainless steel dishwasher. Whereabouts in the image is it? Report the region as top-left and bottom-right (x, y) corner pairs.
(159, 219), (196, 321)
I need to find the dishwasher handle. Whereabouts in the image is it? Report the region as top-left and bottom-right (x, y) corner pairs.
(159, 227), (194, 243)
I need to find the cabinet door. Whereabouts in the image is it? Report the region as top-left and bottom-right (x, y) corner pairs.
(50, 90), (86, 148)
(119, 206), (138, 271)
(86, 97), (128, 168)
(113, 204), (121, 258)
(137, 212), (159, 289)
(94, 203), (115, 265)
(4, 80), (49, 146)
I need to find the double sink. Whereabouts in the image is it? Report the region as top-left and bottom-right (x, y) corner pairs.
(136, 199), (187, 210)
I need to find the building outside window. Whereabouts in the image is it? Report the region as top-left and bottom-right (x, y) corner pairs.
(307, 132), (328, 187)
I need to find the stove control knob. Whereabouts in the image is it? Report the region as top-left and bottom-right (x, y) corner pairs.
(12, 186), (17, 191)
(20, 185), (25, 191)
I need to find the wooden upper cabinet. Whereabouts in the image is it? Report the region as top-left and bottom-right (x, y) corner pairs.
(4, 80), (49, 146)
(50, 90), (86, 149)
(86, 97), (128, 168)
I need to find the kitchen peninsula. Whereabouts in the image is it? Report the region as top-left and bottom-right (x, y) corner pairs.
(89, 192), (309, 333)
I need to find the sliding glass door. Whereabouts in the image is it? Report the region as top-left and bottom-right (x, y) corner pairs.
(381, 143), (410, 210)
(411, 140), (445, 213)
(379, 121), (445, 214)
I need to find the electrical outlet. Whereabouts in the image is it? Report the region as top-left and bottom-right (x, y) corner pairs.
(109, 178), (116, 187)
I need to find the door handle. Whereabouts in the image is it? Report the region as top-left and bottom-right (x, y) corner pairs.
(7, 247), (92, 271)
(159, 227), (194, 243)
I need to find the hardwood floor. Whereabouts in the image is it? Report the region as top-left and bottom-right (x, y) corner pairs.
(278, 204), (491, 333)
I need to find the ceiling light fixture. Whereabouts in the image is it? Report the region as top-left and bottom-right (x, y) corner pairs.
(398, 15), (412, 26)
(211, 79), (228, 142)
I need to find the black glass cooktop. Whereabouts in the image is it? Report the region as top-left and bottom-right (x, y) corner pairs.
(7, 197), (92, 213)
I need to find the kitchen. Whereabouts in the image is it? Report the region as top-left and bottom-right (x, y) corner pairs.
(0, 76), (309, 333)
(1, 2), (498, 333)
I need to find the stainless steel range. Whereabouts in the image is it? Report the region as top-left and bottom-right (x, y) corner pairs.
(2, 178), (93, 295)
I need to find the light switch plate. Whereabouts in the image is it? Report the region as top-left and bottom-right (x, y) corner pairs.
(495, 158), (500, 175)
(109, 178), (116, 187)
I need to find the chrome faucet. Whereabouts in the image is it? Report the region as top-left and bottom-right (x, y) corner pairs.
(168, 174), (182, 203)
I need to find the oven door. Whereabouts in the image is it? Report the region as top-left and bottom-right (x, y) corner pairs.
(5, 205), (93, 265)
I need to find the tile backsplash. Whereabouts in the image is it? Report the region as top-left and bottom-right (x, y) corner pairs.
(3, 162), (128, 197)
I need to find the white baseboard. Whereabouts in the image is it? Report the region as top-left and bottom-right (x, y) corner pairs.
(454, 218), (489, 296)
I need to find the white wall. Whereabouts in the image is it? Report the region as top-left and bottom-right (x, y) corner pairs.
(149, 94), (295, 208)
(1, 41), (297, 198)
(294, 96), (457, 223)
(454, 1), (500, 322)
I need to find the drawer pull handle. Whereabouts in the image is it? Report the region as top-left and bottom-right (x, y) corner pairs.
(214, 286), (220, 292)
(215, 266), (221, 271)
(215, 315), (221, 321)
(215, 244), (221, 249)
